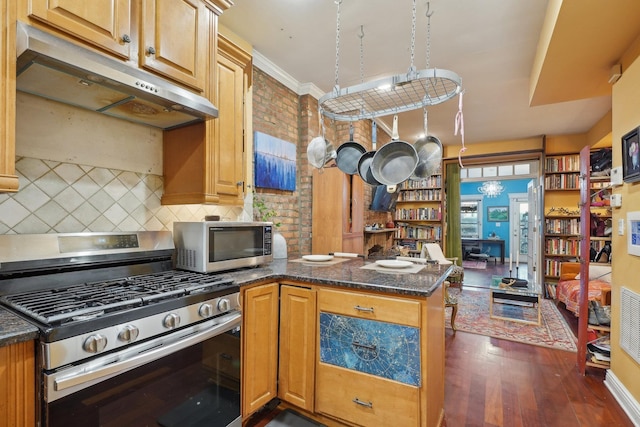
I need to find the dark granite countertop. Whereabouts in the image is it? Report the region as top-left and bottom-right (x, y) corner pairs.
(0, 307), (39, 347)
(0, 257), (450, 348)
(218, 257), (452, 297)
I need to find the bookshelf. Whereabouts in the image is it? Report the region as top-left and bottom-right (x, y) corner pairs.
(543, 153), (581, 298)
(393, 173), (443, 255)
(589, 176), (612, 265)
(579, 148), (612, 373)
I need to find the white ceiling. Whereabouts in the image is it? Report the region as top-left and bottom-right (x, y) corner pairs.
(219, 0), (625, 147)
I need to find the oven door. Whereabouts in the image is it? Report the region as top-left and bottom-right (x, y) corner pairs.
(43, 312), (241, 427)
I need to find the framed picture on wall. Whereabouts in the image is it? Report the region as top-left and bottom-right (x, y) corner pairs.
(254, 131), (297, 191)
(487, 206), (509, 222)
(622, 127), (640, 183)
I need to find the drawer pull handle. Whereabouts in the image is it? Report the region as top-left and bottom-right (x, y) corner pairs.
(352, 341), (377, 352)
(354, 305), (374, 313)
(353, 398), (373, 408)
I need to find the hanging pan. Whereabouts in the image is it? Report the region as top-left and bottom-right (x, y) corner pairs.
(335, 123), (366, 175)
(307, 136), (336, 169)
(411, 109), (442, 179)
(411, 135), (442, 179)
(306, 111), (336, 169)
(371, 115), (418, 186)
(357, 121), (381, 185)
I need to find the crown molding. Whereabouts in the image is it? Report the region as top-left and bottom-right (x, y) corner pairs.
(252, 50), (324, 100)
(251, 50), (388, 134)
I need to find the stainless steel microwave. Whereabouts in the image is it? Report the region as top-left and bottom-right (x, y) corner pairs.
(173, 222), (273, 273)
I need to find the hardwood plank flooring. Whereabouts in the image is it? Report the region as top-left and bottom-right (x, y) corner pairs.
(246, 262), (633, 426)
(445, 261), (631, 427)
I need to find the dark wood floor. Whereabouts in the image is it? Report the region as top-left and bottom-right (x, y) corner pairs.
(448, 261), (631, 427)
(246, 262), (633, 426)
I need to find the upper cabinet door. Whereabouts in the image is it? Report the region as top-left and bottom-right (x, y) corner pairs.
(28, 0), (132, 59)
(140, 0), (208, 92)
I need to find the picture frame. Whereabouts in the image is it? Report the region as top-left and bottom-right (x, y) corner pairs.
(627, 211), (640, 256)
(622, 127), (640, 183)
(254, 131), (297, 191)
(487, 206), (509, 222)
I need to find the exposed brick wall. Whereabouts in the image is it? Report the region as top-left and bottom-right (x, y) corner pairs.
(252, 68), (302, 256)
(251, 67), (395, 256)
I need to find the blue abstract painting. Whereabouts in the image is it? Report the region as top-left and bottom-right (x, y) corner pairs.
(254, 132), (296, 191)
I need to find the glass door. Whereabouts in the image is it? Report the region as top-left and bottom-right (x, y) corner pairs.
(460, 198), (482, 239)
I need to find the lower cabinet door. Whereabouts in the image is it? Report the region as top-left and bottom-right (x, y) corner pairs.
(315, 363), (419, 426)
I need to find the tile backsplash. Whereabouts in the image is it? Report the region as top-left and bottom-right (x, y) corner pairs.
(0, 157), (246, 235)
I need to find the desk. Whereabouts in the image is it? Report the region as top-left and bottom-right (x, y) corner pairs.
(462, 239), (505, 264)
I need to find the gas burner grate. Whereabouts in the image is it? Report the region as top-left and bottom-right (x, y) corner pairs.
(1, 271), (233, 326)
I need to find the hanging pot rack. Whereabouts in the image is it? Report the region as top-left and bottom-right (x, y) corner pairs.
(319, 0), (462, 122)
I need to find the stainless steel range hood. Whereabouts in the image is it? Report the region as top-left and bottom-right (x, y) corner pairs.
(16, 22), (218, 130)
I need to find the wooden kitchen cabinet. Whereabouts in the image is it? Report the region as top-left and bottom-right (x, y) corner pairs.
(242, 283), (317, 420)
(25, 0), (132, 59)
(162, 31), (249, 206)
(0, 0), (19, 193)
(21, 0), (227, 92)
(210, 33), (250, 204)
(242, 281), (445, 426)
(0, 340), (36, 427)
(139, 0), (208, 92)
(278, 284), (316, 412)
(316, 286), (444, 427)
(312, 167), (364, 254)
(241, 283), (279, 418)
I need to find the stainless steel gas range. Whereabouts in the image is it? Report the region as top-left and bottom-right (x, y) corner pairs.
(0, 231), (242, 427)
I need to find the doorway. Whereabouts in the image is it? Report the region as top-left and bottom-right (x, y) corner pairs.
(457, 160), (541, 285)
(509, 194), (528, 264)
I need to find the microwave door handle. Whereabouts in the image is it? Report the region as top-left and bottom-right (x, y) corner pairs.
(52, 313), (241, 395)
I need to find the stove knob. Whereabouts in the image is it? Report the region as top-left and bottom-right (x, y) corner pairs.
(217, 298), (230, 313)
(118, 325), (140, 343)
(163, 313), (181, 329)
(199, 303), (214, 318)
(83, 334), (108, 354)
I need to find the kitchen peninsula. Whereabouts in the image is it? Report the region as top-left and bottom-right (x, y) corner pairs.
(235, 258), (450, 427)
(0, 257), (450, 427)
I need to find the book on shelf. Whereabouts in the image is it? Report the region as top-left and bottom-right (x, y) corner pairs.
(587, 349), (611, 363)
(544, 282), (557, 299)
(394, 207), (442, 221)
(545, 154), (580, 172)
(545, 218), (580, 234)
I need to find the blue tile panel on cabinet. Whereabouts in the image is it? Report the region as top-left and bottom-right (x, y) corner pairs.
(319, 312), (421, 386)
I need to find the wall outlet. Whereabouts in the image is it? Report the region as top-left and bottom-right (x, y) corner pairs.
(611, 166), (623, 186)
(618, 218), (625, 236)
(611, 193), (622, 207)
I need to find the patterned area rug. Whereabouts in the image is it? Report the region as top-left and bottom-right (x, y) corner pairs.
(446, 287), (577, 352)
(462, 260), (487, 269)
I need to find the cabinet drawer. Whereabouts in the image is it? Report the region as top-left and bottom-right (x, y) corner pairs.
(318, 288), (420, 327)
(316, 363), (419, 427)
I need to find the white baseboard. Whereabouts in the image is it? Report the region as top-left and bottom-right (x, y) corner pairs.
(605, 370), (640, 426)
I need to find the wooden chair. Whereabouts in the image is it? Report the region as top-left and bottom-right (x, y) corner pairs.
(421, 243), (465, 291)
(444, 281), (458, 331)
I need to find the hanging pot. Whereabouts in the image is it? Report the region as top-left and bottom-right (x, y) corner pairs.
(357, 121), (381, 185)
(335, 123), (366, 175)
(307, 136), (337, 169)
(411, 135), (442, 179)
(371, 115), (418, 186)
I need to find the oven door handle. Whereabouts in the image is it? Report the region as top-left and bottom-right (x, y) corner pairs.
(51, 312), (241, 396)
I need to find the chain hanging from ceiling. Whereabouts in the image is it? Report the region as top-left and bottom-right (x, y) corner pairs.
(319, 0), (463, 122)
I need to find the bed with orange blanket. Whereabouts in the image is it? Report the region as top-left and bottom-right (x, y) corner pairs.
(556, 262), (611, 316)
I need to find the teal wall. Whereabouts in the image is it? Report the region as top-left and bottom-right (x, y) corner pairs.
(460, 179), (532, 259)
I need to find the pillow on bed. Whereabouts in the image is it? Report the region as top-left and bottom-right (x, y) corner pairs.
(575, 264), (612, 283)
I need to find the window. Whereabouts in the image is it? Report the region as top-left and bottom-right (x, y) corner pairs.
(461, 197), (483, 239)
(460, 160), (537, 180)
